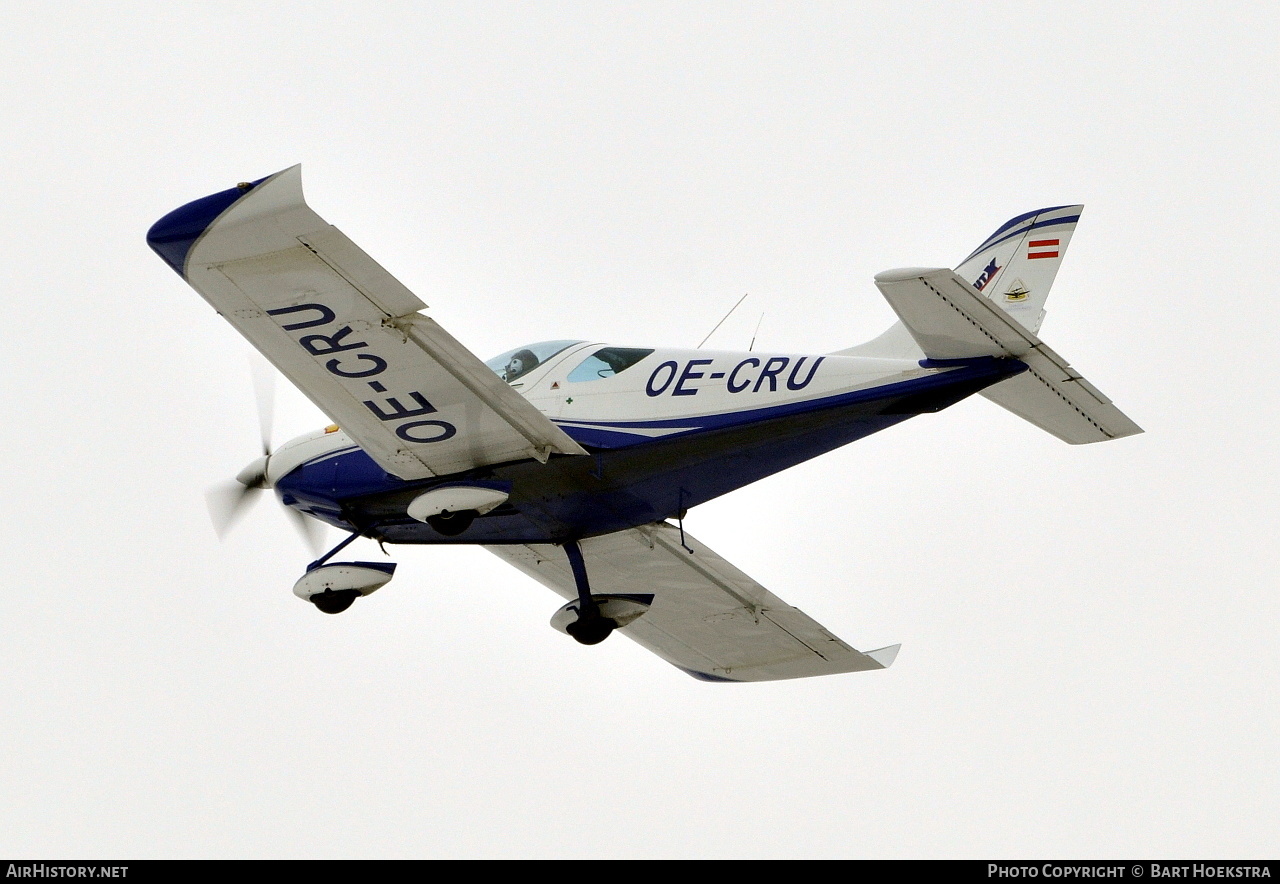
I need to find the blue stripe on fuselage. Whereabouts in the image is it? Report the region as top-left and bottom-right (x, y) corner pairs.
(274, 359), (1024, 542)
(550, 362), (1008, 447)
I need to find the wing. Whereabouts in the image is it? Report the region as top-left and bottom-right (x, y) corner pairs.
(148, 165), (586, 480)
(487, 524), (899, 682)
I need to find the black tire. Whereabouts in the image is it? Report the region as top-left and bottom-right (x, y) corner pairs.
(311, 589), (359, 614)
(427, 509), (476, 537)
(566, 614), (616, 646)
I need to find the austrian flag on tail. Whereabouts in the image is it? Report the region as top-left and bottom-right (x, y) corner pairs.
(1028, 239), (1060, 259)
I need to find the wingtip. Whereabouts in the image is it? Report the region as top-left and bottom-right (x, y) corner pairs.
(146, 166), (299, 276)
(865, 643), (901, 668)
(147, 175), (268, 275)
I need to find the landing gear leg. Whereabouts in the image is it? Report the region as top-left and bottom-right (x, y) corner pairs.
(308, 530), (362, 571)
(562, 540), (616, 645)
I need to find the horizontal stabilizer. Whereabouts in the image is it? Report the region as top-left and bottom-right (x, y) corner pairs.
(865, 644), (901, 668)
(874, 268), (1141, 444)
(874, 267), (1039, 360)
(980, 348), (1143, 444)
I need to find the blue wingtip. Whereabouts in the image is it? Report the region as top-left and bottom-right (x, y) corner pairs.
(146, 175), (270, 276)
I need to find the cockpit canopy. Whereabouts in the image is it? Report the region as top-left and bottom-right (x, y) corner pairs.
(485, 341), (656, 385)
(484, 340), (584, 382)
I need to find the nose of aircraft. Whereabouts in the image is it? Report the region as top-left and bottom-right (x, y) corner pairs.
(208, 444), (326, 556)
(235, 454), (271, 489)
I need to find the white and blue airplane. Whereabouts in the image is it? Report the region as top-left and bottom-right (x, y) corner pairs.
(148, 166), (1141, 682)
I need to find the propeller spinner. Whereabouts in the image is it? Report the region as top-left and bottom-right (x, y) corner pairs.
(205, 360), (325, 556)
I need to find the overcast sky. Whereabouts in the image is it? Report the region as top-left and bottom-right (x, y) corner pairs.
(1, 1), (1276, 858)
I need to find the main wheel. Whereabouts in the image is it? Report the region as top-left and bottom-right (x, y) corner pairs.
(427, 509), (476, 536)
(311, 588), (359, 614)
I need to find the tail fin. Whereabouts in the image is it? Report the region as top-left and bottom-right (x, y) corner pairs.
(838, 205), (1083, 359)
(954, 204), (1082, 334)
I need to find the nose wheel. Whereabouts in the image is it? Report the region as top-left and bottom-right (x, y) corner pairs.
(292, 532), (396, 614)
(310, 588), (360, 614)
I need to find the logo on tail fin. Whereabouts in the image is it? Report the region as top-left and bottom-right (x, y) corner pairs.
(1003, 279), (1030, 302)
(973, 258), (1001, 291)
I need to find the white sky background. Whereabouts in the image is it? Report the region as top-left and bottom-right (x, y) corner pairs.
(0, 0), (1276, 858)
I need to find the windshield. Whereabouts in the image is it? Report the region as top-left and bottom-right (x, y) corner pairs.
(484, 340), (585, 383)
(567, 347), (655, 382)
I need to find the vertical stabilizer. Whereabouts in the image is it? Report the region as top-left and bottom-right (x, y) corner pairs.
(837, 205), (1084, 359)
(954, 205), (1082, 334)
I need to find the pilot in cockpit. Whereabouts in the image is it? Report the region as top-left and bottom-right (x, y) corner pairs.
(504, 349), (540, 382)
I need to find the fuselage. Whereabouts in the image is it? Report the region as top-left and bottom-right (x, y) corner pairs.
(270, 342), (1025, 544)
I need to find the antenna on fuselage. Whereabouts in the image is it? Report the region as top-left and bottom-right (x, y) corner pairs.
(749, 313), (764, 351)
(697, 293), (749, 349)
